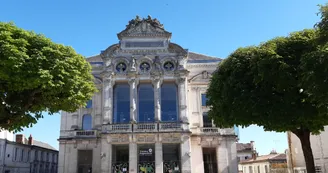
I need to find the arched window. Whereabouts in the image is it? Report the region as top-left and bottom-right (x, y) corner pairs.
(161, 83), (178, 122)
(82, 114), (92, 130)
(113, 84), (130, 123)
(85, 100), (92, 108)
(138, 84), (154, 122)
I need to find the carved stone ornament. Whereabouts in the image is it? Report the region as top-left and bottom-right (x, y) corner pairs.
(118, 15), (171, 40)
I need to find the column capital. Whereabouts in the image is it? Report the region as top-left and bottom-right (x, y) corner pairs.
(151, 76), (163, 87)
(175, 76), (187, 85)
(128, 77), (139, 86)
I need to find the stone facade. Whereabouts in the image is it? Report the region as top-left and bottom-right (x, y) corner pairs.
(0, 134), (58, 173)
(58, 16), (238, 173)
(287, 126), (328, 173)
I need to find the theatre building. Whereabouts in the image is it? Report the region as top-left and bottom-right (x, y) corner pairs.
(58, 16), (238, 173)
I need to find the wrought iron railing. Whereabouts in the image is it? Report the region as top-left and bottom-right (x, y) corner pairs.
(75, 130), (97, 137)
(138, 161), (155, 173)
(163, 161), (181, 173)
(112, 162), (129, 173)
(199, 127), (235, 135)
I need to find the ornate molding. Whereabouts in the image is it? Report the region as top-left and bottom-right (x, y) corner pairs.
(118, 15), (171, 40)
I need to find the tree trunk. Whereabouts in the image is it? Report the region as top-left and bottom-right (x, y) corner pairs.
(292, 128), (316, 173)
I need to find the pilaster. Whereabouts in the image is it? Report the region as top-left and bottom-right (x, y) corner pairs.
(100, 137), (111, 173)
(152, 76), (162, 122)
(129, 141), (138, 173)
(102, 72), (115, 124)
(180, 135), (192, 173)
(176, 76), (188, 130)
(217, 140), (228, 173)
(155, 142), (163, 173)
(128, 78), (138, 123)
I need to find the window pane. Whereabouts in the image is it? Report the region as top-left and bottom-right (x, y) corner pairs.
(85, 100), (92, 108)
(203, 112), (212, 127)
(161, 83), (178, 122)
(201, 94), (207, 106)
(82, 114), (92, 130)
(113, 84), (130, 123)
(138, 84), (154, 122)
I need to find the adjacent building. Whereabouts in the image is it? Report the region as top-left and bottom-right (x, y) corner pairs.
(286, 126), (328, 173)
(0, 133), (58, 173)
(58, 16), (238, 173)
(237, 141), (257, 172)
(239, 151), (287, 173)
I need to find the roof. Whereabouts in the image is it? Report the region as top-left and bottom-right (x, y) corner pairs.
(237, 143), (253, 152)
(240, 154), (286, 164)
(85, 52), (221, 64)
(32, 139), (57, 150)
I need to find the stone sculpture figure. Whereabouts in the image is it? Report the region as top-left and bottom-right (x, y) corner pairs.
(131, 56), (136, 71)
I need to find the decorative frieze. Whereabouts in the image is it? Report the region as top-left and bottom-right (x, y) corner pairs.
(136, 134), (156, 143)
(109, 134), (130, 144)
(161, 133), (181, 143)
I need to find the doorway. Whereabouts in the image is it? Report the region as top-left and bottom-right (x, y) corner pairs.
(202, 148), (218, 173)
(138, 144), (155, 173)
(112, 145), (129, 173)
(77, 150), (93, 173)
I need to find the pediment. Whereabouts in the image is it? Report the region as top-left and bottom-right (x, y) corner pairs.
(117, 16), (171, 39)
(188, 71), (212, 82)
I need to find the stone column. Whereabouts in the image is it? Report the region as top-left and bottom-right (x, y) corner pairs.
(152, 77), (162, 122)
(176, 76), (189, 131)
(129, 141), (138, 173)
(102, 73), (115, 124)
(217, 140), (229, 173)
(129, 78), (138, 123)
(100, 137), (111, 173)
(155, 142), (163, 173)
(180, 135), (192, 173)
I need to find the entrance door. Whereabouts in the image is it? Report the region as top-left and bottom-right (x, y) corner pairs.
(203, 148), (218, 173)
(77, 150), (93, 173)
(112, 145), (129, 173)
(138, 145), (155, 173)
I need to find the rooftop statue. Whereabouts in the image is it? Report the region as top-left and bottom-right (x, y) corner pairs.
(125, 15), (164, 30)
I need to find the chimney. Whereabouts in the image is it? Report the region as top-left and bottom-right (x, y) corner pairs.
(250, 141), (255, 150)
(16, 134), (25, 144)
(28, 134), (33, 145)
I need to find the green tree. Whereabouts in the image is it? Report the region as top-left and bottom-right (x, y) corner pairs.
(207, 4), (328, 173)
(0, 22), (96, 132)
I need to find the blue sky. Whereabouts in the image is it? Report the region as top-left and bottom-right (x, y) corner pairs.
(0, 0), (324, 155)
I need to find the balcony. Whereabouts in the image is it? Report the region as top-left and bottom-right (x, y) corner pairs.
(74, 130), (98, 138)
(159, 122), (183, 132)
(197, 127), (235, 136)
(101, 122), (187, 133)
(134, 123), (157, 132)
(102, 124), (132, 133)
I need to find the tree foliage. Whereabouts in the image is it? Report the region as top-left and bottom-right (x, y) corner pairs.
(0, 22), (96, 132)
(207, 4), (328, 173)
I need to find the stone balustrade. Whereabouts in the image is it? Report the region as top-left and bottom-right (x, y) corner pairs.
(199, 127), (235, 136)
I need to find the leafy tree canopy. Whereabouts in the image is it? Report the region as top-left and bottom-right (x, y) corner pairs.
(0, 22), (96, 132)
(207, 29), (328, 134)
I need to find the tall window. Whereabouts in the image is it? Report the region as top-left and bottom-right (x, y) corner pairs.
(203, 112), (212, 127)
(21, 149), (24, 161)
(85, 100), (92, 108)
(161, 83), (178, 122)
(113, 84), (130, 123)
(265, 165), (268, 173)
(35, 151), (38, 161)
(138, 84), (154, 122)
(15, 148), (18, 161)
(201, 94), (208, 106)
(82, 114), (92, 130)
